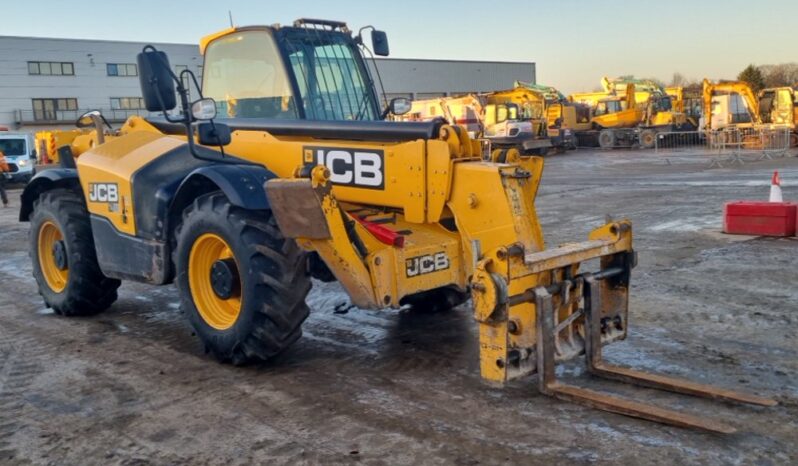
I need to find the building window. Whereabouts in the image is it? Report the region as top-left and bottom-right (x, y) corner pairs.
(107, 63), (138, 77)
(28, 61), (75, 76)
(32, 98), (78, 121)
(110, 97), (146, 110)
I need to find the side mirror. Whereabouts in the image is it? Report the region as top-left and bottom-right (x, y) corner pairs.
(137, 48), (176, 111)
(75, 110), (108, 145)
(388, 97), (411, 116)
(197, 122), (231, 147)
(76, 110), (102, 128)
(371, 30), (389, 56)
(191, 98), (217, 121)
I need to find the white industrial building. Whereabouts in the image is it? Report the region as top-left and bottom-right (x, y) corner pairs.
(0, 35), (535, 130)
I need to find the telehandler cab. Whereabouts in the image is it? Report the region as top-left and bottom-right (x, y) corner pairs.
(20, 19), (775, 433)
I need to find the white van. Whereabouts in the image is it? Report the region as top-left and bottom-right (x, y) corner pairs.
(0, 132), (36, 184)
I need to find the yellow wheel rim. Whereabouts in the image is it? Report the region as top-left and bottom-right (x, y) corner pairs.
(188, 233), (242, 330)
(38, 220), (68, 293)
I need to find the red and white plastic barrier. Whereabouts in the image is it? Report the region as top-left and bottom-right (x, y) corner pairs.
(723, 171), (796, 237)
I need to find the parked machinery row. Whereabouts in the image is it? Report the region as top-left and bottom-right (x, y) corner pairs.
(396, 84), (588, 157)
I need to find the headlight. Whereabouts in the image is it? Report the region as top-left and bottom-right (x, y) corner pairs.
(18, 159), (28, 167)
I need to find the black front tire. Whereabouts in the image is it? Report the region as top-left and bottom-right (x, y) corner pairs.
(174, 192), (312, 364)
(29, 188), (121, 316)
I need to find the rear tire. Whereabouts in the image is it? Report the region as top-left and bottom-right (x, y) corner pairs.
(570, 134), (579, 150)
(29, 188), (120, 316)
(598, 129), (616, 149)
(174, 192), (311, 364)
(640, 129), (657, 149)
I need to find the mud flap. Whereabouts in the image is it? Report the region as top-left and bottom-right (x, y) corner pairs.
(264, 178), (331, 240)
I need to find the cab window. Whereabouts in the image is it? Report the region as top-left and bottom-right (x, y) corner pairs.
(287, 40), (379, 120)
(203, 30), (298, 119)
(497, 105), (509, 123)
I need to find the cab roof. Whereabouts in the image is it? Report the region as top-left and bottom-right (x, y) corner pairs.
(199, 19), (351, 55)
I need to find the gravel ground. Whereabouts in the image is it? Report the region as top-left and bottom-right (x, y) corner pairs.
(0, 148), (796, 465)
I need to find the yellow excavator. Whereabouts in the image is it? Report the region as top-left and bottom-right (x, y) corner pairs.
(701, 79), (761, 131)
(666, 86), (702, 126)
(758, 86), (798, 147)
(479, 87), (564, 154)
(19, 19), (775, 433)
(514, 80), (586, 149)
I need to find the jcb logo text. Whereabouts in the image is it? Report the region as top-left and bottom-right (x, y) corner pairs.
(88, 183), (119, 203)
(406, 252), (450, 277)
(304, 147), (384, 189)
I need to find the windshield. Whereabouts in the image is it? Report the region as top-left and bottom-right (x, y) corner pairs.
(203, 30), (299, 119)
(283, 31), (380, 120)
(656, 96), (673, 112)
(0, 138), (27, 156)
(519, 101), (543, 120)
(595, 100), (625, 116)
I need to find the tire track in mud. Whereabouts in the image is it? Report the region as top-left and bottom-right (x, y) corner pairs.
(0, 321), (45, 464)
(0, 261), (196, 464)
(0, 315), (198, 464)
(1, 284), (546, 463)
(0, 321), (351, 463)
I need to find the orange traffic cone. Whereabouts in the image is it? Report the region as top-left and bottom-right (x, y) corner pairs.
(769, 171), (783, 203)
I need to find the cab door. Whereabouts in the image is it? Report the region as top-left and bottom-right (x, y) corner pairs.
(484, 104), (510, 137)
(773, 89), (794, 125)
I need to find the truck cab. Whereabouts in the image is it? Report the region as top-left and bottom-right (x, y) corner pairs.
(0, 132), (36, 183)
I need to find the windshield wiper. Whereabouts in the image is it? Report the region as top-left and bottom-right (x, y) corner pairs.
(353, 92), (373, 120)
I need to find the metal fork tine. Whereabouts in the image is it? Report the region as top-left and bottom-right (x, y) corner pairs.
(535, 285), (737, 434)
(588, 363), (777, 407)
(582, 275), (777, 407)
(545, 382), (737, 434)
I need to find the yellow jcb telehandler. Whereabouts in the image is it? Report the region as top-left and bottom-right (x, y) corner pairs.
(19, 19), (775, 433)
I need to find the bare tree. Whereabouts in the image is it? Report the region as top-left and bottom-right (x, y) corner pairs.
(670, 72), (687, 87)
(759, 63), (798, 88)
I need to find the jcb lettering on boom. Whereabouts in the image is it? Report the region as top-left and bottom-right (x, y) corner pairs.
(304, 147), (384, 189)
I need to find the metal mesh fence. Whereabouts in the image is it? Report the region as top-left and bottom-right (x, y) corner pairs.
(655, 127), (792, 166)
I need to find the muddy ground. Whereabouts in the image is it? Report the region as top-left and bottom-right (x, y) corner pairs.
(0, 148), (796, 465)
